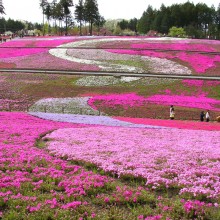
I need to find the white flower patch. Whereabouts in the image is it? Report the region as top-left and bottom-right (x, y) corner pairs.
(75, 76), (141, 86)
(29, 97), (101, 115)
(49, 47), (143, 73)
(142, 56), (191, 75)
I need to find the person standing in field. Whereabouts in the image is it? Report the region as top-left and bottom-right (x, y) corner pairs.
(205, 110), (210, 122)
(170, 105), (175, 120)
(200, 111), (205, 122)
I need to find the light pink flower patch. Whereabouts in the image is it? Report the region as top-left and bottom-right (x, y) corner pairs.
(45, 126), (220, 198)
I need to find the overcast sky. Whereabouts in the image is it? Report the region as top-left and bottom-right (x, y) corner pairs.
(3, 0), (220, 23)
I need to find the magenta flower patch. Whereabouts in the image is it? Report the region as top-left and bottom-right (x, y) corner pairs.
(88, 93), (220, 111)
(0, 38), (75, 58)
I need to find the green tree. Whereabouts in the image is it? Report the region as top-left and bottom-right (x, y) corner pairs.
(45, 3), (52, 24)
(53, 2), (64, 35)
(43, 22), (49, 35)
(118, 19), (129, 30)
(39, 0), (48, 35)
(75, 0), (84, 35)
(60, 0), (74, 35)
(168, 26), (186, 37)
(0, 0), (5, 15)
(94, 14), (105, 35)
(128, 18), (138, 33)
(137, 5), (156, 34)
(51, 0), (58, 29)
(84, 0), (99, 35)
(196, 3), (214, 38)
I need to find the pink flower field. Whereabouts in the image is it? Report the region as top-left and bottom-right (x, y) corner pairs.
(1, 36), (220, 74)
(107, 49), (220, 74)
(88, 93), (220, 112)
(114, 117), (220, 131)
(1, 36), (220, 219)
(0, 37), (75, 58)
(0, 111), (220, 219)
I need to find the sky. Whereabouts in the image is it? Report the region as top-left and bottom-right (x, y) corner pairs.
(2, 0), (220, 24)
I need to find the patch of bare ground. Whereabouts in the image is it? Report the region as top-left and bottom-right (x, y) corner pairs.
(204, 61), (220, 76)
(0, 62), (16, 68)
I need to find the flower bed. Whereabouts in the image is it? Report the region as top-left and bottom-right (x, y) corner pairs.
(107, 49), (220, 74)
(88, 93), (220, 112)
(0, 37), (76, 58)
(1, 112), (220, 219)
(45, 126), (220, 200)
(113, 117), (220, 131)
(0, 112), (116, 219)
(1, 36), (220, 75)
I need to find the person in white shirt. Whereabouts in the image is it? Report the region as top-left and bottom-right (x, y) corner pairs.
(170, 105), (175, 120)
(205, 110), (210, 122)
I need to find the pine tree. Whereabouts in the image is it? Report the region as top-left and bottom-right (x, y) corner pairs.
(84, 0), (99, 35)
(39, 0), (48, 35)
(75, 0), (84, 35)
(60, 0), (74, 35)
(0, 0), (5, 15)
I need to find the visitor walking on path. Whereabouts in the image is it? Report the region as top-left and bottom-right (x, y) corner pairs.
(170, 105), (175, 120)
(205, 110), (210, 122)
(200, 111), (205, 122)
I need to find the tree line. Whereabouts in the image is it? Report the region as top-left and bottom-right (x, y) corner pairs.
(0, 0), (104, 36)
(1, 1), (220, 39)
(40, 0), (105, 36)
(136, 2), (220, 39)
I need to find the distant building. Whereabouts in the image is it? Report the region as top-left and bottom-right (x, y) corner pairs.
(147, 30), (158, 36)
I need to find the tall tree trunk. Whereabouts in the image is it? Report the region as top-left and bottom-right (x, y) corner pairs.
(65, 15), (68, 35)
(42, 12), (45, 36)
(79, 21), (82, 36)
(90, 21), (93, 36)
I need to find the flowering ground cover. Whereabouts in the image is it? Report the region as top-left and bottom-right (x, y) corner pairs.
(0, 37), (76, 58)
(114, 117), (220, 131)
(54, 38), (191, 74)
(1, 36), (220, 220)
(3, 36), (220, 75)
(29, 112), (164, 129)
(45, 126), (220, 198)
(107, 48), (220, 74)
(88, 93), (220, 111)
(87, 92), (220, 120)
(2, 112), (220, 219)
(0, 36), (219, 120)
(44, 125), (220, 219)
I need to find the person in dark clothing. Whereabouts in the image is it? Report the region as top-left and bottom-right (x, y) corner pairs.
(200, 111), (205, 122)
